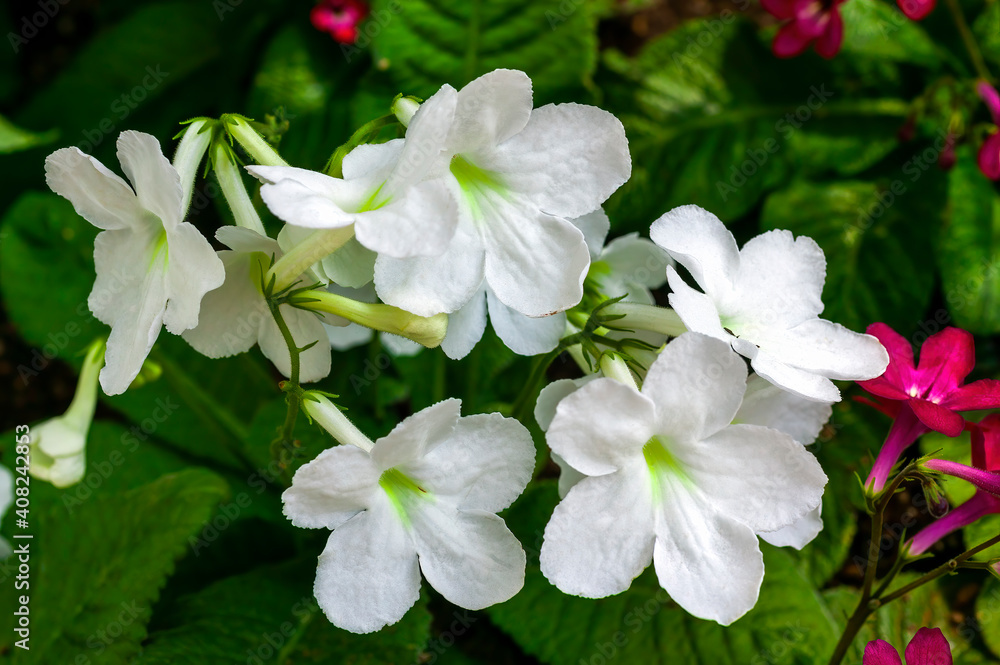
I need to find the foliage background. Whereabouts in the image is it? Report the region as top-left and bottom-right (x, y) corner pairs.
(0, 0), (999, 662)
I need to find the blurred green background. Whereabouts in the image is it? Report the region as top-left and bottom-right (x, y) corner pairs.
(2, 0), (1000, 663)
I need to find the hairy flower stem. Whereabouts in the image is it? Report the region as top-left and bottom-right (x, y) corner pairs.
(944, 0), (993, 81)
(267, 298), (303, 485)
(826, 463), (933, 665)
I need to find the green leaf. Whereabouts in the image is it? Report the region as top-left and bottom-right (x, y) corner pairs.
(975, 577), (1000, 659)
(135, 561), (431, 664)
(974, 2), (1000, 69)
(939, 150), (1000, 334)
(369, 0), (598, 100)
(760, 179), (937, 332)
(0, 114), (56, 154)
(839, 0), (942, 68)
(488, 482), (839, 665)
(0, 469), (229, 663)
(599, 18), (907, 228)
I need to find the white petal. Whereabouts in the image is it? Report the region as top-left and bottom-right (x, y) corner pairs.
(751, 319), (890, 382)
(375, 222), (486, 317)
(162, 222), (225, 334)
(547, 378), (654, 476)
(666, 267), (730, 342)
(447, 69), (533, 154)
(342, 139), (406, 180)
(319, 237), (376, 288)
(380, 333), (423, 357)
(687, 424), (827, 533)
(413, 506), (525, 609)
(384, 85), (457, 191)
(600, 233), (671, 290)
(404, 413), (534, 513)
(371, 398), (461, 471)
(487, 287), (565, 356)
(552, 452), (587, 498)
(641, 333), (747, 441)
(533, 376), (596, 431)
(652, 491), (764, 626)
(314, 501), (421, 634)
(251, 165), (364, 229)
(45, 147), (144, 231)
(355, 179), (458, 258)
(727, 229), (825, 328)
(90, 227), (168, 395)
(116, 131), (183, 229)
(257, 304), (331, 382)
(325, 322), (374, 351)
(482, 197), (589, 317)
(481, 103), (631, 219)
(282, 444), (380, 529)
(541, 462), (655, 597)
(440, 285), (488, 360)
(570, 208), (611, 259)
(759, 506), (823, 549)
(748, 348), (843, 403)
(735, 374), (832, 445)
(650, 205), (739, 300)
(181, 251), (267, 358)
(218, 225), (280, 254)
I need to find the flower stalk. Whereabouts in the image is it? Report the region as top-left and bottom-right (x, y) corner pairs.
(293, 289), (448, 348)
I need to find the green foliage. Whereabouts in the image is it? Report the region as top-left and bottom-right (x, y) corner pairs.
(0, 469), (228, 663)
(488, 482), (839, 664)
(370, 0), (599, 100)
(760, 179), (937, 332)
(940, 150), (1000, 335)
(0, 115), (56, 154)
(976, 577), (1000, 659)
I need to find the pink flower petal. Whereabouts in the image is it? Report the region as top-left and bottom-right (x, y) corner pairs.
(908, 491), (1000, 554)
(864, 323), (916, 392)
(978, 131), (1000, 180)
(940, 378), (1000, 412)
(897, 0), (936, 20)
(925, 458), (1000, 498)
(978, 414), (1000, 472)
(978, 82), (1000, 124)
(864, 640), (903, 665)
(761, 0), (797, 19)
(814, 8), (844, 58)
(867, 404), (929, 492)
(793, 1), (830, 38)
(916, 327), (975, 399)
(909, 398), (965, 437)
(773, 22), (813, 58)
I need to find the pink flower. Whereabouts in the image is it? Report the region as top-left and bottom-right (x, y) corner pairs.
(908, 414), (1000, 556)
(863, 628), (952, 665)
(896, 0), (936, 20)
(858, 323), (1000, 492)
(762, 0), (846, 59)
(977, 81), (1000, 180)
(310, 0), (367, 44)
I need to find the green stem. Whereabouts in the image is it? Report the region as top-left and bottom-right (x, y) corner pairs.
(267, 226), (356, 293)
(827, 464), (918, 665)
(878, 532), (1000, 606)
(944, 0), (993, 82)
(511, 347), (564, 423)
(267, 299), (303, 484)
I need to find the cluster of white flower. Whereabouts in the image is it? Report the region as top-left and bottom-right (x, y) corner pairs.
(39, 68), (889, 632)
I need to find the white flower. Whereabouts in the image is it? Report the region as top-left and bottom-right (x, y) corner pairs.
(29, 340), (104, 487)
(374, 69), (632, 326)
(0, 467), (11, 559)
(650, 205), (888, 403)
(734, 374), (832, 549)
(247, 89), (459, 259)
(283, 397), (534, 633)
(181, 227), (331, 382)
(45, 131), (225, 395)
(539, 333), (827, 625)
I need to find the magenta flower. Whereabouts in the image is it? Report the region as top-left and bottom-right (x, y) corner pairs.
(858, 323), (1000, 492)
(908, 414), (1000, 556)
(762, 0), (846, 58)
(977, 81), (1000, 180)
(863, 628), (952, 665)
(896, 0), (936, 20)
(310, 0), (367, 44)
